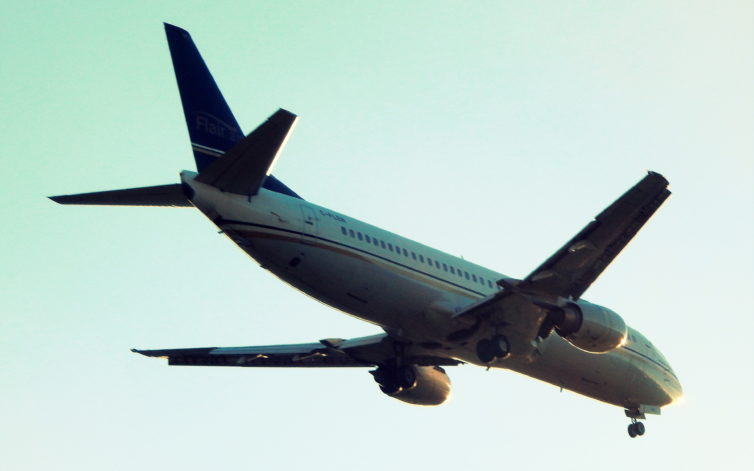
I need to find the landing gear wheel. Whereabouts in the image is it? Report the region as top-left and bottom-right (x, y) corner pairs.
(397, 365), (417, 389)
(491, 335), (510, 359)
(476, 335), (510, 363)
(372, 364), (417, 394)
(476, 339), (496, 363)
(627, 419), (645, 438)
(379, 383), (400, 395)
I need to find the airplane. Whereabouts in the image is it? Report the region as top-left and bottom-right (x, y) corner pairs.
(51, 23), (682, 438)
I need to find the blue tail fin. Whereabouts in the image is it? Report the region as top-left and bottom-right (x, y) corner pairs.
(165, 23), (242, 171)
(164, 23), (302, 199)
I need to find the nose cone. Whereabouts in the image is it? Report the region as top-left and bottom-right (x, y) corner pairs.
(631, 368), (681, 408)
(666, 371), (684, 407)
(625, 329), (682, 408)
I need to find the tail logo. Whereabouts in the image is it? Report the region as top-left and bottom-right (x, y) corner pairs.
(194, 111), (241, 142)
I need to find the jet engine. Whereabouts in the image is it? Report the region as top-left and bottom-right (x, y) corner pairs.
(552, 301), (627, 353)
(371, 365), (451, 406)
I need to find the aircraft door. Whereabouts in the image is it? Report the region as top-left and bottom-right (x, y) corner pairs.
(300, 205), (318, 239)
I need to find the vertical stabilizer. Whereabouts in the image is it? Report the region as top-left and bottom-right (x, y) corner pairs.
(164, 23), (303, 200)
(165, 23), (243, 171)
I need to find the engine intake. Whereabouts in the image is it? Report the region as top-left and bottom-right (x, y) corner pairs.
(371, 365), (451, 406)
(554, 301), (627, 353)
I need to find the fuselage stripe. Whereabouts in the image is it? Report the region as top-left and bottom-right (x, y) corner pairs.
(218, 218), (491, 298)
(622, 346), (677, 379)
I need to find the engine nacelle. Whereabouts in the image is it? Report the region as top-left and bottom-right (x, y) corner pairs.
(555, 301), (627, 353)
(372, 365), (451, 406)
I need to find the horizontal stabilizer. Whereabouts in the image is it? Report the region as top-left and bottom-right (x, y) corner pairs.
(49, 184), (191, 207)
(195, 109), (298, 197)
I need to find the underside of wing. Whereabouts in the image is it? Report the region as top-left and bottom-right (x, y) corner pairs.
(133, 333), (462, 368)
(450, 172), (670, 361)
(518, 171), (670, 300)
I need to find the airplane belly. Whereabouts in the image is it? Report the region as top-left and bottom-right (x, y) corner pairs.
(226, 229), (443, 329)
(504, 336), (638, 408)
(500, 335), (677, 410)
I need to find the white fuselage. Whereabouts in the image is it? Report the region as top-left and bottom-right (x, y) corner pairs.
(184, 171), (682, 411)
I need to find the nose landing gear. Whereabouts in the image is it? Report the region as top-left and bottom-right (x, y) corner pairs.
(624, 406), (656, 438)
(627, 419), (646, 438)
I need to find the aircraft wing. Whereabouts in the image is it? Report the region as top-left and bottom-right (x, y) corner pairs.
(516, 171), (670, 300)
(133, 333), (462, 368)
(450, 172), (670, 357)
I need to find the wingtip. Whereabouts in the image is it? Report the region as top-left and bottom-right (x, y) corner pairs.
(646, 170), (669, 186)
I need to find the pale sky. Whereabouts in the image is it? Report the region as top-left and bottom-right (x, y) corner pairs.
(2, 2), (752, 470)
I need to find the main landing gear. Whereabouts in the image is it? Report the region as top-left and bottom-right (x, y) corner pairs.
(371, 364), (416, 395)
(627, 419), (646, 438)
(476, 335), (510, 364)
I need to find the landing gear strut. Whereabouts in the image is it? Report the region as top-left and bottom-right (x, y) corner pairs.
(476, 335), (510, 364)
(627, 419), (646, 438)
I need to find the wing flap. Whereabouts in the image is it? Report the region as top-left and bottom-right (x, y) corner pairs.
(133, 345), (366, 367)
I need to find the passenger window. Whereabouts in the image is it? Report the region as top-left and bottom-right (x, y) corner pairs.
(349, 229), (355, 238)
(487, 280), (493, 288)
(388, 243), (393, 252)
(365, 235), (371, 243)
(442, 263), (448, 272)
(357, 232), (363, 241)
(373, 238), (379, 247)
(472, 274), (477, 282)
(403, 248), (409, 257)
(341, 227), (347, 235)
(449, 266), (455, 274)
(380, 240), (386, 249)
(427, 257), (433, 266)
(419, 255), (425, 263)
(435, 261), (441, 268)
(464, 271), (470, 280)
(411, 252), (417, 260)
